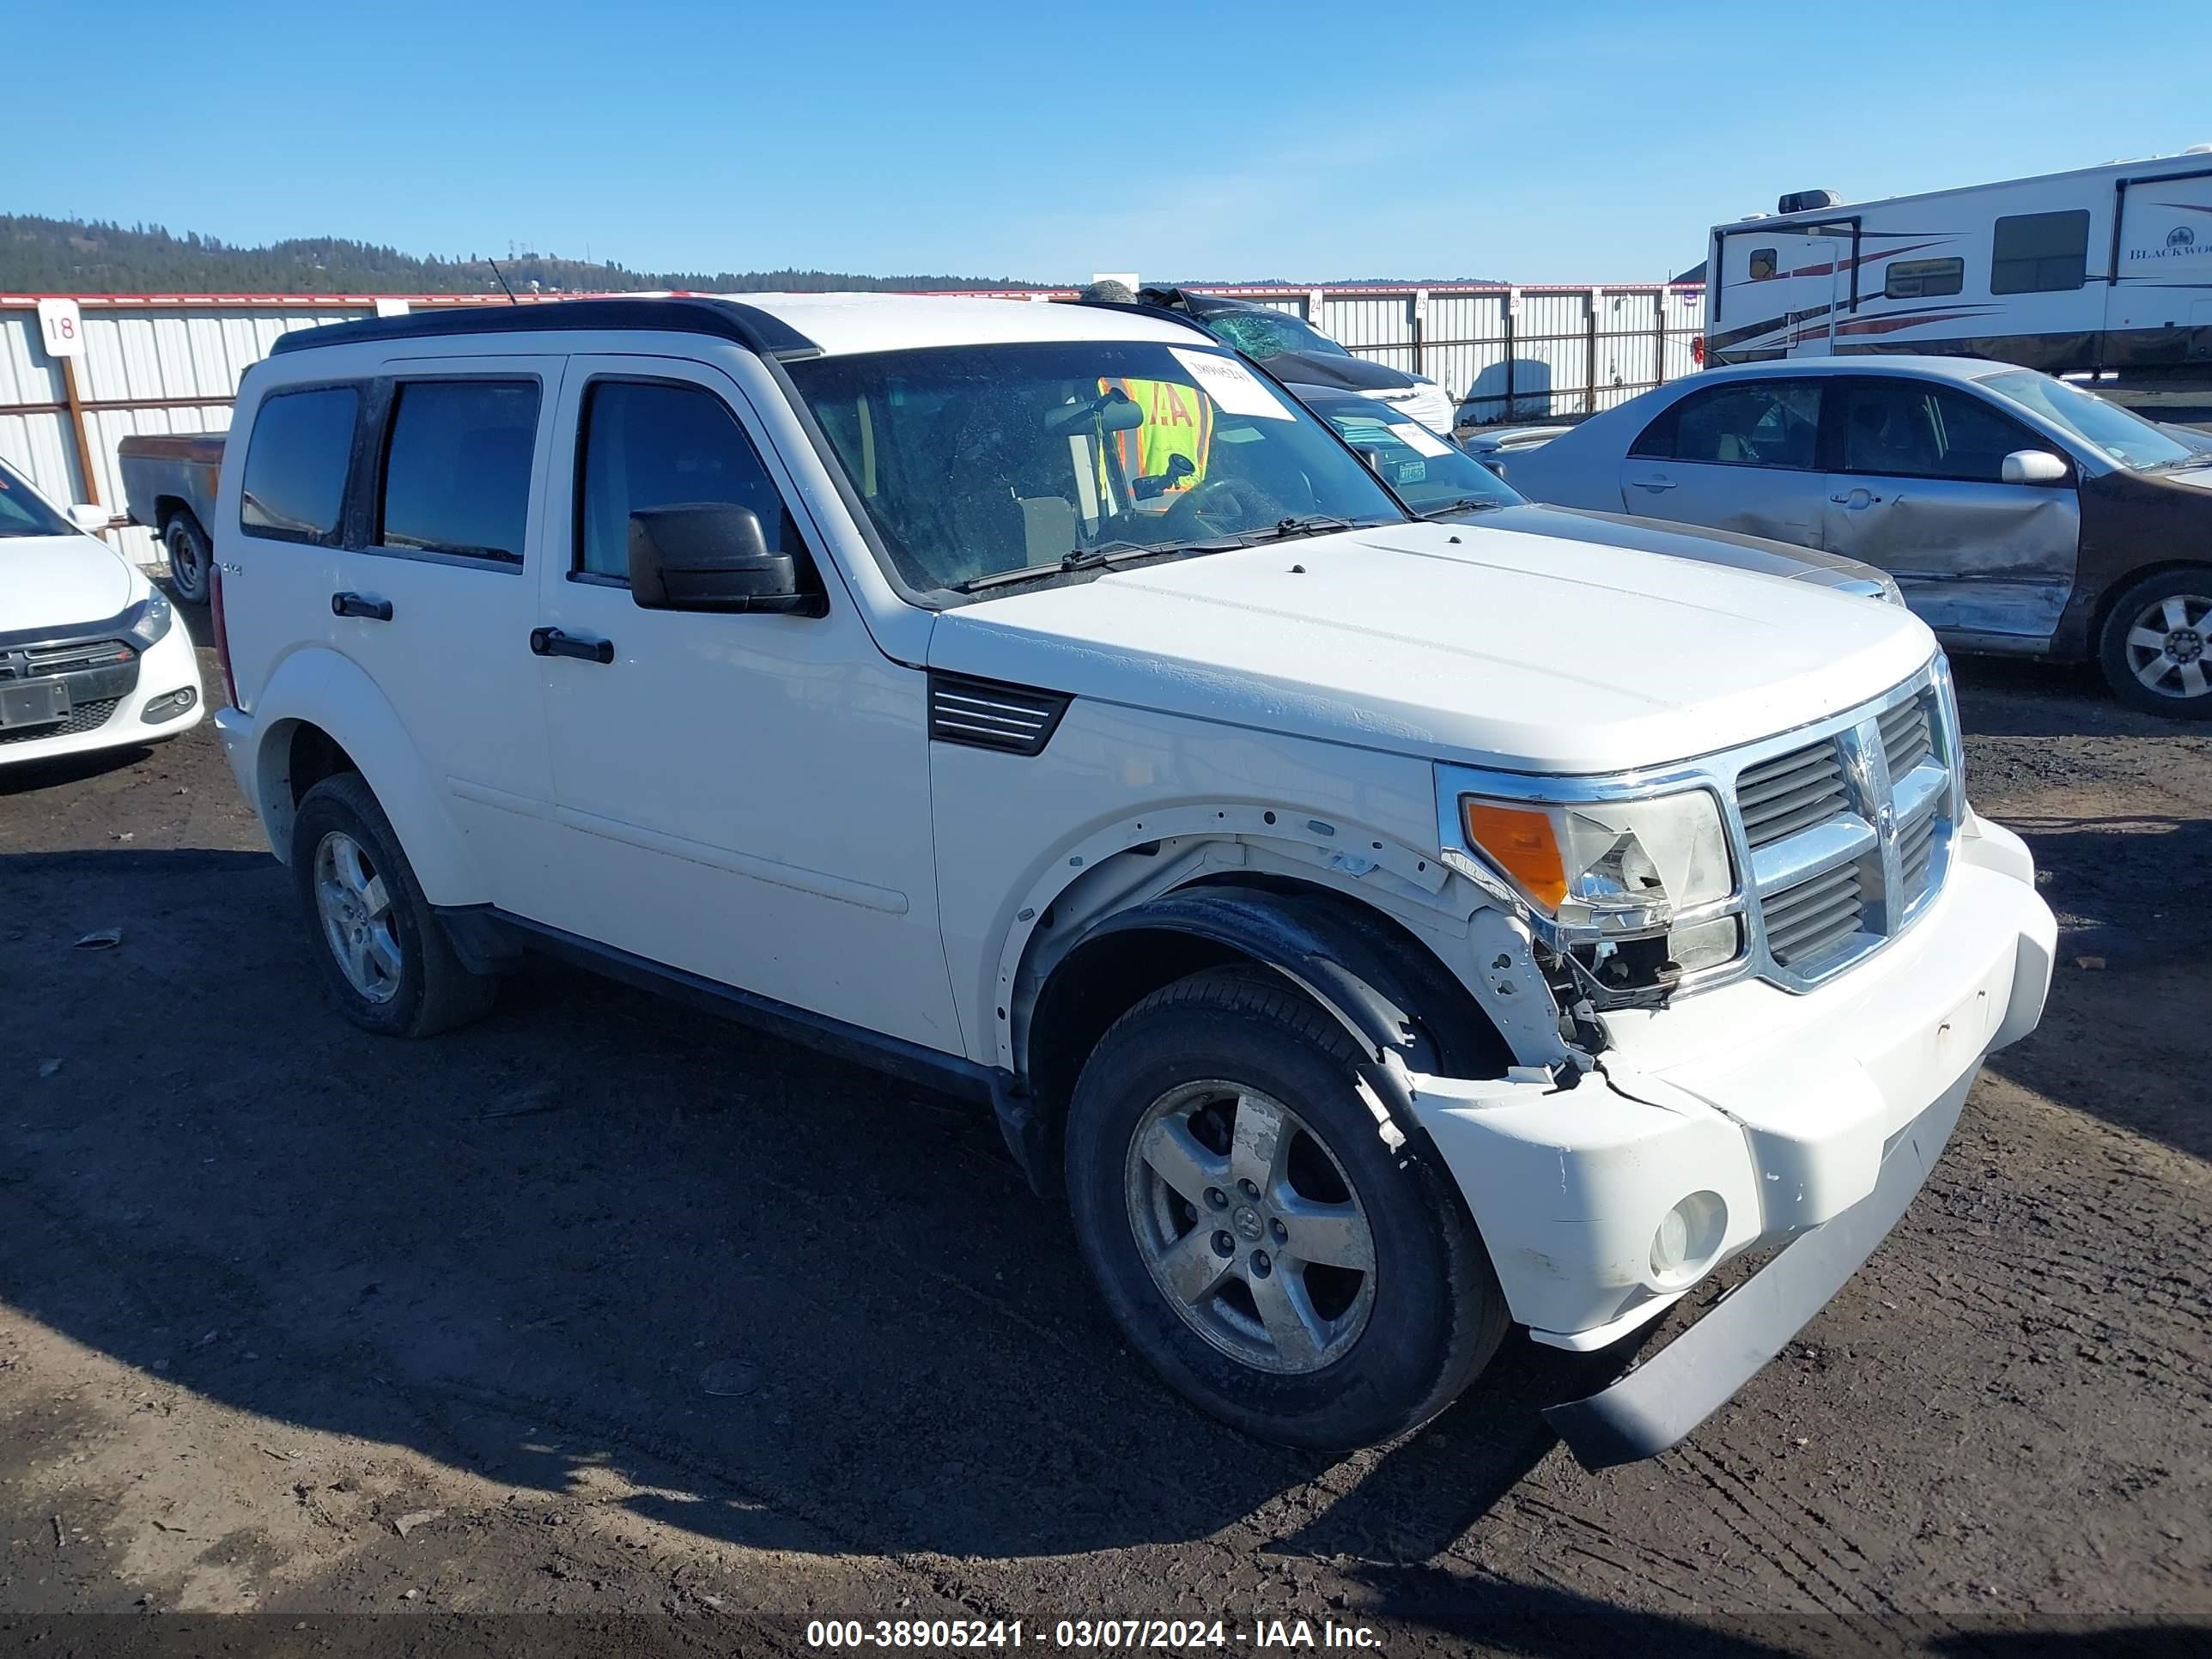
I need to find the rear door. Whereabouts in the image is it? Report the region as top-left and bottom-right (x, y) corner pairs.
(1819, 375), (2081, 645)
(1618, 376), (1827, 548)
(330, 357), (570, 919)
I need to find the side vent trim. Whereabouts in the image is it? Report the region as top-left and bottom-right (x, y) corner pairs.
(927, 672), (1073, 757)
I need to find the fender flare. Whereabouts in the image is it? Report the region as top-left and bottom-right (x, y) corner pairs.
(250, 647), (489, 906)
(1043, 882), (1504, 1148)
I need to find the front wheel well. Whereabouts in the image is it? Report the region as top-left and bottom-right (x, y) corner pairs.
(1019, 882), (1510, 1177)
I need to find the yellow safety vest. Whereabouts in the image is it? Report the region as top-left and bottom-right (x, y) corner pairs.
(1097, 377), (1215, 491)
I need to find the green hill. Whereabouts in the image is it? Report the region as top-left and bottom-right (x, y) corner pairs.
(0, 215), (1047, 296)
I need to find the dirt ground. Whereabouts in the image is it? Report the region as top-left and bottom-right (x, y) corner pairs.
(2, 623), (2207, 1658)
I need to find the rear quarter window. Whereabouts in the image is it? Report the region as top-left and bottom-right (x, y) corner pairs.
(239, 386), (359, 544)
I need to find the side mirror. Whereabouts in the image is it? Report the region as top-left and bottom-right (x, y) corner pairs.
(2001, 449), (2069, 486)
(69, 503), (109, 533)
(628, 503), (822, 616)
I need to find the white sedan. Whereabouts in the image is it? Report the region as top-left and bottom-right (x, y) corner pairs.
(1, 457), (205, 765)
(1491, 357), (2212, 716)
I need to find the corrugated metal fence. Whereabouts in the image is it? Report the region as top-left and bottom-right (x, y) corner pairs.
(1212, 284), (1707, 422)
(1, 284), (1707, 564)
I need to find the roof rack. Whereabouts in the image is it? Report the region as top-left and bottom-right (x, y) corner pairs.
(267, 296), (823, 361)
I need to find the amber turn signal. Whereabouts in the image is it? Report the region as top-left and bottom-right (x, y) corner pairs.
(1461, 799), (1569, 910)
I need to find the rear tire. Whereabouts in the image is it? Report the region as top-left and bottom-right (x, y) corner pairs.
(1065, 967), (1507, 1451)
(2098, 567), (2212, 719)
(291, 773), (497, 1038)
(161, 511), (212, 605)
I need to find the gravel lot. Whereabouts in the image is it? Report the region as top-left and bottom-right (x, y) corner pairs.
(2, 616), (2207, 1656)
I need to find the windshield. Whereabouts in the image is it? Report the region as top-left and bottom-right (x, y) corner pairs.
(1195, 307), (1352, 362)
(1297, 394), (1523, 514)
(1979, 370), (2199, 472)
(788, 340), (1407, 593)
(0, 459), (76, 538)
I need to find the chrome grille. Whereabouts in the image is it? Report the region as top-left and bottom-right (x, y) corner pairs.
(1878, 694), (1934, 779)
(1736, 740), (1850, 848)
(1898, 807), (1938, 906)
(1764, 863), (1866, 968)
(1727, 672), (1961, 990)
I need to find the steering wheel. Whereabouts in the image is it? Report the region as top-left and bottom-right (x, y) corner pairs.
(1160, 476), (1280, 538)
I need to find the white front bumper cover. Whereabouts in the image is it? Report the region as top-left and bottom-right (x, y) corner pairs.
(1407, 811), (2055, 1467)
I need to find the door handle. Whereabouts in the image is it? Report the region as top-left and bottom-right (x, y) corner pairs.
(1829, 489), (1884, 508)
(331, 592), (393, 622)
(1631, 477), (1677, 493)
(530, 626), (613, 664)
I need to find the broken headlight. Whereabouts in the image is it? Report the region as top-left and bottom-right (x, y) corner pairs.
(1440, 781), (1744, 999)
(1456, 790), (1732, 933)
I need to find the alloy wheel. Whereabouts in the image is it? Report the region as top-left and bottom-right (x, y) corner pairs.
(2123, 591), (2212, 702)
(1123, 1081), (1376, 1375)
(313, 830), (403, 1003)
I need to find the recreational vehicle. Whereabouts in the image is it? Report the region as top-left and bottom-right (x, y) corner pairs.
(1705, 150), (2212, 389)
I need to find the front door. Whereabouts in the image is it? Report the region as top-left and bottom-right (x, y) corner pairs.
(526, 356), (961, 1053)
(1819, 376), (2081, 645)
(1619, 376), (1827, 548)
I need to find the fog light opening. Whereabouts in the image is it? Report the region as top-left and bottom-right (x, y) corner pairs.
(142, 687), (197, 725)
(1650, 1190), (1728, 1285)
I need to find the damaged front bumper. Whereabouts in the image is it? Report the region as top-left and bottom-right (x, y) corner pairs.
(1406, 812), (2056, 1467)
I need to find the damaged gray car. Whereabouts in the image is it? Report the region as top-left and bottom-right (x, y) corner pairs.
(1493, 357), (2212, 717)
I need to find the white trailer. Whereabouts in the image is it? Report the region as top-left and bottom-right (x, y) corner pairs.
(1705, 149), (2212, 395)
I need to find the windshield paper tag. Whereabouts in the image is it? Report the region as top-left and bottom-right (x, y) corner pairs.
(1170, 349), (1293, 420)
(1390, 421), (1453, 458)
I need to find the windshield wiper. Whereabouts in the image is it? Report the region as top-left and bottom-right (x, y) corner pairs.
(1419, 497), (1509, 518)
(953, 538), (1239, 594)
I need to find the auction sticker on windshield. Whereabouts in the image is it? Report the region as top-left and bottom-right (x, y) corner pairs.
(1170, 349), (1292, 420)
(1389, 420), (1453, 457)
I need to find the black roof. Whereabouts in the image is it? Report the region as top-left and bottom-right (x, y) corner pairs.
(267, 296), (822, 360)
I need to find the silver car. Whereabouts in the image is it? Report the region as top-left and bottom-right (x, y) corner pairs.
(1495, 358), (2212, 717)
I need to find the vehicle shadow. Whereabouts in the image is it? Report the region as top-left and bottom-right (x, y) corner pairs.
(1948, 655), (2186, 740)
(0, 845), (1628, 1570)
(0, 744), (160, 795)
(1983, 811), (2211, 1160)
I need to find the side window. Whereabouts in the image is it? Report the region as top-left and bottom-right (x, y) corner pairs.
(1990, 210), (2089, 295)
(1747, 247), (1778, 281)
(1885, 257), (1965, 300)
(1838, 380), (2041, 483)
(575, 380), (800, 582)
(1668, 380), (1822, 469)
(1629, 401), (1679, 459)
(378, 380), (540, 563)
(240, 386), (357, 544)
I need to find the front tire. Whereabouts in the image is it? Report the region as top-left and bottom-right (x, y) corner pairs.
(161, 511), (212, 605)
(2099, 567), (2212, 718)
(291, 773), (497, 1038)
(1065, 967), (1506, 1451)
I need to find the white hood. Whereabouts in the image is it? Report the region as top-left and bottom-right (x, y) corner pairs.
(929, 520), (1937, 774)
(0, 533), (140, 636)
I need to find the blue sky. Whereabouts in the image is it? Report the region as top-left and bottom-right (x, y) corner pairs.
(18, 0), (2212, 285)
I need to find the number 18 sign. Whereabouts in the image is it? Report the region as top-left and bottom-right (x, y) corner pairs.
(36, 299), (83, 359)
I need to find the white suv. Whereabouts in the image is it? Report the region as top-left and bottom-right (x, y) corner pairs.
(209, 295), (2055, 1463)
